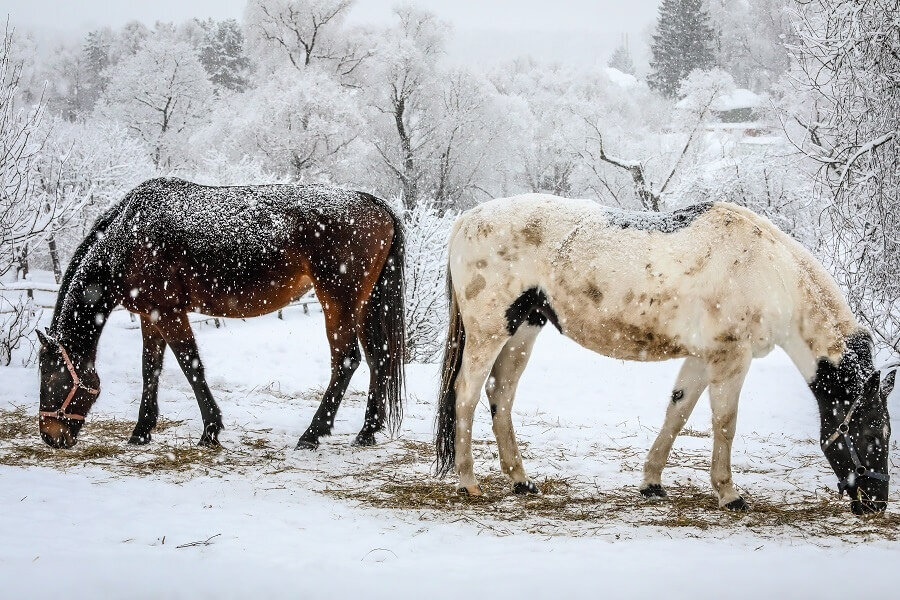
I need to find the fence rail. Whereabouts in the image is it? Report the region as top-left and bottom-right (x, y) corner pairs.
(1, 280), (320, 320)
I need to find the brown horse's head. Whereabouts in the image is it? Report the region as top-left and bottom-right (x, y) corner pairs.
(36, 329), (101, 449)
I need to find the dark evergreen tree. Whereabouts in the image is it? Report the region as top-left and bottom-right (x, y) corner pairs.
(198, 19), (250, 93)
(647, 0), (716, 97)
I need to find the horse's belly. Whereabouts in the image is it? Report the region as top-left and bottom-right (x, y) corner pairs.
(561, 315), (690, 362)
(187, 273), (314, 318)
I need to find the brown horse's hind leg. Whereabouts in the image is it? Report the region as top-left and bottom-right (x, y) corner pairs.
(129, 315), (167, 445)
(354, 325), (388, 446)
(296, 298), (361, 450)
(153, 312), (223, 446)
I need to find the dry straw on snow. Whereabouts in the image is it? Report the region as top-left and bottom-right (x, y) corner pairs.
(2, 404), (899, 541)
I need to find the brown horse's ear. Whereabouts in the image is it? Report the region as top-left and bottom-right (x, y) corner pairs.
(36, 329), (51, 348)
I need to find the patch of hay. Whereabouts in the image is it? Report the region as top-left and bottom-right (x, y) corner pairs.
(322, 439), (900, 541)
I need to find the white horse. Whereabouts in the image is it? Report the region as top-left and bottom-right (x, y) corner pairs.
(435, 194), (894, 514)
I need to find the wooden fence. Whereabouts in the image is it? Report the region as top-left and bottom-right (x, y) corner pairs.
(0, 280), (320, 325)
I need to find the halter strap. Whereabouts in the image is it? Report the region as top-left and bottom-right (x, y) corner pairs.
(38, 341), (99, 422)
(821, 396), (890, 494)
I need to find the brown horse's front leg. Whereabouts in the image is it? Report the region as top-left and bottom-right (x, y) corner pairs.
(153, 311), (223, 446)
(129, 316), (167, 445)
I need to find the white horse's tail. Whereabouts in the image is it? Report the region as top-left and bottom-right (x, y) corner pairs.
(434, 265), (465, 478)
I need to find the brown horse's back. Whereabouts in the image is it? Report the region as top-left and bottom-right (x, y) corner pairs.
(106, 178), (395, 319)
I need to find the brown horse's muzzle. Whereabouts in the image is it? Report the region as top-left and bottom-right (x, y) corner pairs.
(39, 417), (80, 449)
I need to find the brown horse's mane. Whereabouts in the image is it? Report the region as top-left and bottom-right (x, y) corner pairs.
(49, 201), (125, 334)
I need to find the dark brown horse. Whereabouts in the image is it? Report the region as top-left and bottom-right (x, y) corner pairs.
(37, 178), (405, 450)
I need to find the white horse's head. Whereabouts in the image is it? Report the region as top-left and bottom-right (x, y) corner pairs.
(814, 341), (893, 514)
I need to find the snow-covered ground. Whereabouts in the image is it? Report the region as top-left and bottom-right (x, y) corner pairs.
(2, 305), (899, 599)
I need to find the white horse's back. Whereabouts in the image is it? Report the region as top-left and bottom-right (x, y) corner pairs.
(448, 194), (854, 365)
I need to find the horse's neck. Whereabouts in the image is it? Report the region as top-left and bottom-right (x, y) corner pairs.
(51, 246), (118, 365)
(781, 260), (861, 383)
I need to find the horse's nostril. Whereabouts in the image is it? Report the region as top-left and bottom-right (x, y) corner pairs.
(40, 431), (58, 448)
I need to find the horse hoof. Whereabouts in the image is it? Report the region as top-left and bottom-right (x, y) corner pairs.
(457, 485), (483, 497)
(197, 436), (221, 448)
(351, 433), (376, 447)
(128, 433), (151, 445)
(640, 483), (667, 498)
(295, 438), (319, 450)
(724, 497), (750, 512)
(513, 480), (540, 495)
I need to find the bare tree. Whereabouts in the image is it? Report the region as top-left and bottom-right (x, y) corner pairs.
(0, 27), (49, 364)
(244, 0), (371, 83)
(98, 38), (213, 169)
(578, 69), (727, 211)
(369, 5), (447, 208)
(788, 0), (900, 355)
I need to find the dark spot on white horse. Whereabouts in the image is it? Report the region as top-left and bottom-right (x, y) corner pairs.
(521, 219), (544, 246)
(490, 404), (498, 418)
(464, 274), (486, 300)
(584, 282), (604, 304)
(505, 287), (561, 335)
(671, 389), (685, 404)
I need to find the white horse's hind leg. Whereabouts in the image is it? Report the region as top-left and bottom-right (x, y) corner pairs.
(640, 357), (708, 497)
(707, 351), (752, 510)
(455, 335), (506, 496)
(486, 324), (541, 494)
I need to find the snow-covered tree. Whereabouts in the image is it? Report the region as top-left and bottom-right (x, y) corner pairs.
(788, 0), (900, 355)
(80, 29), (113, 113)
(707, 0), (794, 91)
(243, 0), (371, 83)
(647, 0), (716, 98)
(34, 117), (153, 279)
(206, 68), (364, 181)
(98, 38), (213, 169)
(608, 41), (635, 76)
(197, 19), (250, 92)
(366, 4), (448, 208)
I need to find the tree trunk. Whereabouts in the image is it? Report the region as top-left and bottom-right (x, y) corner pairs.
(48, 236), (62, 283)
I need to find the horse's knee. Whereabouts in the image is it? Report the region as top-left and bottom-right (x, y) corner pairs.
(337, 347), (361, 374)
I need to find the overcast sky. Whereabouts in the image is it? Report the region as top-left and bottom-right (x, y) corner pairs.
(0, 0), (660, 66)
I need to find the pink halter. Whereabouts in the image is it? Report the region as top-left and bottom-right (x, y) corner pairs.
(38, 341), (99, 422)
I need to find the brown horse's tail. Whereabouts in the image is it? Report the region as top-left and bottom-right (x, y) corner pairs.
(361, 195), (406, 435)
(435, 266), (465, 478)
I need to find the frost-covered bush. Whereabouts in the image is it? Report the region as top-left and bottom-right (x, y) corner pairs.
(0, 295), (37, 366)
(669, 144), (819, 247)
(403, 201), (455, 363)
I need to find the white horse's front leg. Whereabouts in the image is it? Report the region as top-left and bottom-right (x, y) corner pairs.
(640, 357), (708, 497)
(454, 339), (503, 496)
(707, 351), (752, 510)
(486, 324), (541, 494)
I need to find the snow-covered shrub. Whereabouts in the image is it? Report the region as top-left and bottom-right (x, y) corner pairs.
(0, 294), (37, 366)
(670, 146), (818, 246)
(403, 201), (455, 363)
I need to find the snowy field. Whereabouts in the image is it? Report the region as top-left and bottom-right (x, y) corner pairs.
(2, 305), (900, 599)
